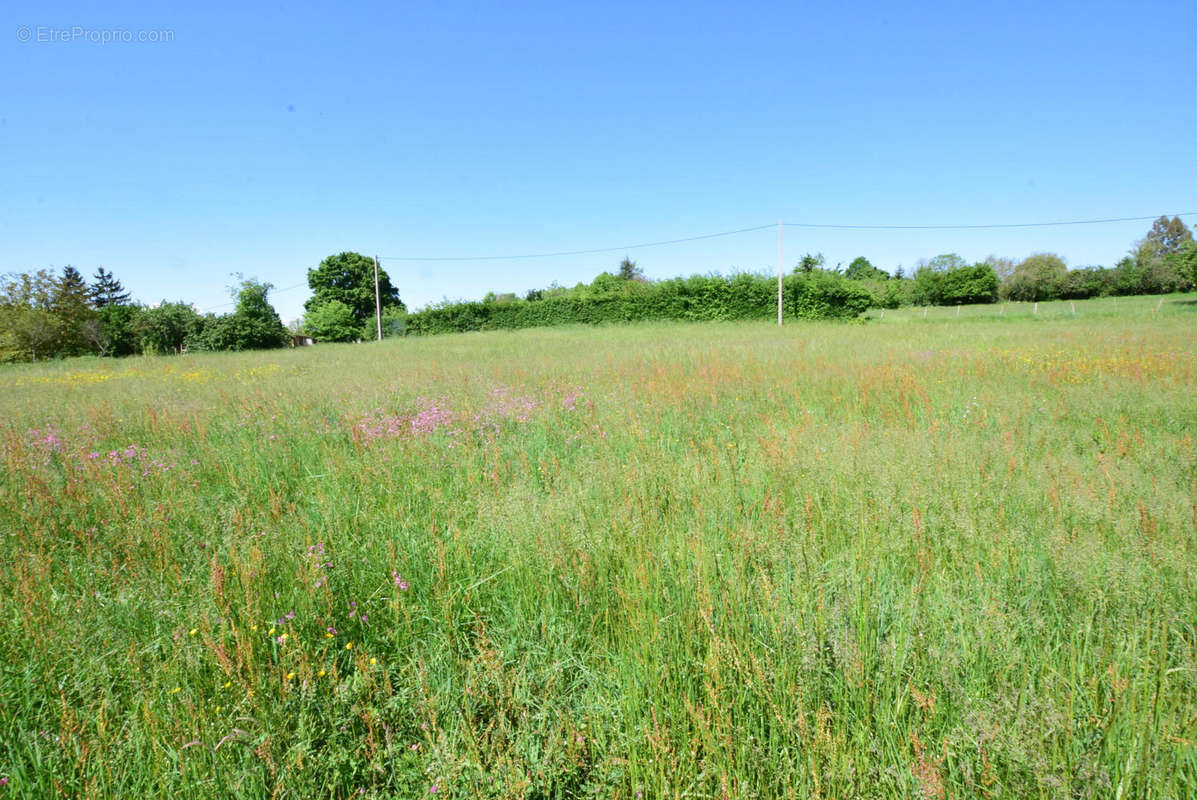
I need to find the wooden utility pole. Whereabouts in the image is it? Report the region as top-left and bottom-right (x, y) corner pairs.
(777, 220), (783, 326)
(373, 255), (382, 341)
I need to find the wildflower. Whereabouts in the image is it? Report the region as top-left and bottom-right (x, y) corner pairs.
(285, 672), (295, 680)
(318, 669), (326, 677)
(369, 658), (377, 666)
(189, 628), (198, 636)
(171, 687), (180, 694)
(276, 634), (287, 644)
(223, 681), (231, 689)
(345, 642), (353, 650)
(214, 706), (221, 713)
(392, 571), (409, 590)
(268, 627), (276, 636)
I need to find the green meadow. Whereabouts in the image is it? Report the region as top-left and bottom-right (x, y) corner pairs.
(2, 297), (1195, 798)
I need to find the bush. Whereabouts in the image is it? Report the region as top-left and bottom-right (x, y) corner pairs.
(912, 257), (999, 306)
(405, 271), (871, 335)
(304, 299), (360, 342)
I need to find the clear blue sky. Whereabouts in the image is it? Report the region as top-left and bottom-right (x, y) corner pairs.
(3, 0), (1195, 320)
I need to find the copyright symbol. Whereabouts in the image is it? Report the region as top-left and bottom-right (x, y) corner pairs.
(16, 26), (32, 42)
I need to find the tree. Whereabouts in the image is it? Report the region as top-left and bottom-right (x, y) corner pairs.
(794, 252), (825, 274)
(912, 256), (998, 305)
(93, 303), (140, 356)
(1133, 217), (1194, 291)
(921, 253), (968, 272)
(1000, 253), (1067, 301)
(983, 255), (1017, 282)
(89, 268), (132, 308)
(0, 306), (62, 362)
(1167, 240), (1197, 289)
(938, 263), (999, 305)
(618, 258), (644, 281)
(589, 272), (625, 295)
(305, 252), (404, 330)
(1143, 215), (1193, 256)
(134, 302), (203, 354)
(0, 270), (62, 361)
(303, 299), (360, 342)
(843, 256), (888, 281)
(194, 278), (290, 351)
(52, 266), (98, 356)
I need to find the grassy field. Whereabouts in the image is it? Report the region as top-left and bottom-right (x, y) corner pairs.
(2, 296), (1195, 798)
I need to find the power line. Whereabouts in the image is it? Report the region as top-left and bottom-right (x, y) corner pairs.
(375, 212), (1193, 263)
(378, 224), (776, 262)
(782, 212), (1197, 231)
(186, 210), (1193, 309)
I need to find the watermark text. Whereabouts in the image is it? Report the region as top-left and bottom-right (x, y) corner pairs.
(16, 26), (175, 44)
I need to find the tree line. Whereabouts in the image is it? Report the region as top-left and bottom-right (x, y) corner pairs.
(402, 217), (1195, 334)
(843, 215), (1196, 308)
(0, 252), (411, 361)
(3, 217), (1193, 359)
(0, 268), (292, 362)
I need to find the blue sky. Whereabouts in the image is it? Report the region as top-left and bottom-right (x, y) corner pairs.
(3, 1), (1195, 320)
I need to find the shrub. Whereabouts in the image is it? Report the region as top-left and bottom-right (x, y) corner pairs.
(405, 271), (871, 335)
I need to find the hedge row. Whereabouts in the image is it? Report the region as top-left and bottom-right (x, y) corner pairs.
(406, 272), (871, 335)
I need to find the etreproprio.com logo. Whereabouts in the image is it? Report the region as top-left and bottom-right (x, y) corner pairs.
(16, 25), (175, 44)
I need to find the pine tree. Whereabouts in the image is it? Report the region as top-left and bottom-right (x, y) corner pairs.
(618, 258), (644, 281)
(53, 266), (99, 356)
(90, 267), (132, 308)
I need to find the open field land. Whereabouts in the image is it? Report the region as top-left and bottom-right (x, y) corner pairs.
(2, 303), (1196, 798)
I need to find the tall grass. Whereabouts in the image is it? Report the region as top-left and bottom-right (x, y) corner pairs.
(1, 301), (1195, 798)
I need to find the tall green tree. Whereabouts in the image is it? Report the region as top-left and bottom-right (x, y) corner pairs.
(89, 268), (132, 308)
(843, 256), (888, 281)
(0, 270), (63, 361)
(93, 304), (140, 356)
(1167, 240), (1197, 289)
(134, 302), (203, 354)
(794, 252), (825, 274)
(1143, 215), (1194, 256)
(1000, 253), (1068, 301)
(305, 252), (404, 330)
(912, 255), (998, 305)
(194, 279), (290, 351)
(52, 266), (98, 356)
(618, 258), (645, 281)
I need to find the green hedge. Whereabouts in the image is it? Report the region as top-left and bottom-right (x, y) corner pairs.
(405, 272), (871, 335)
